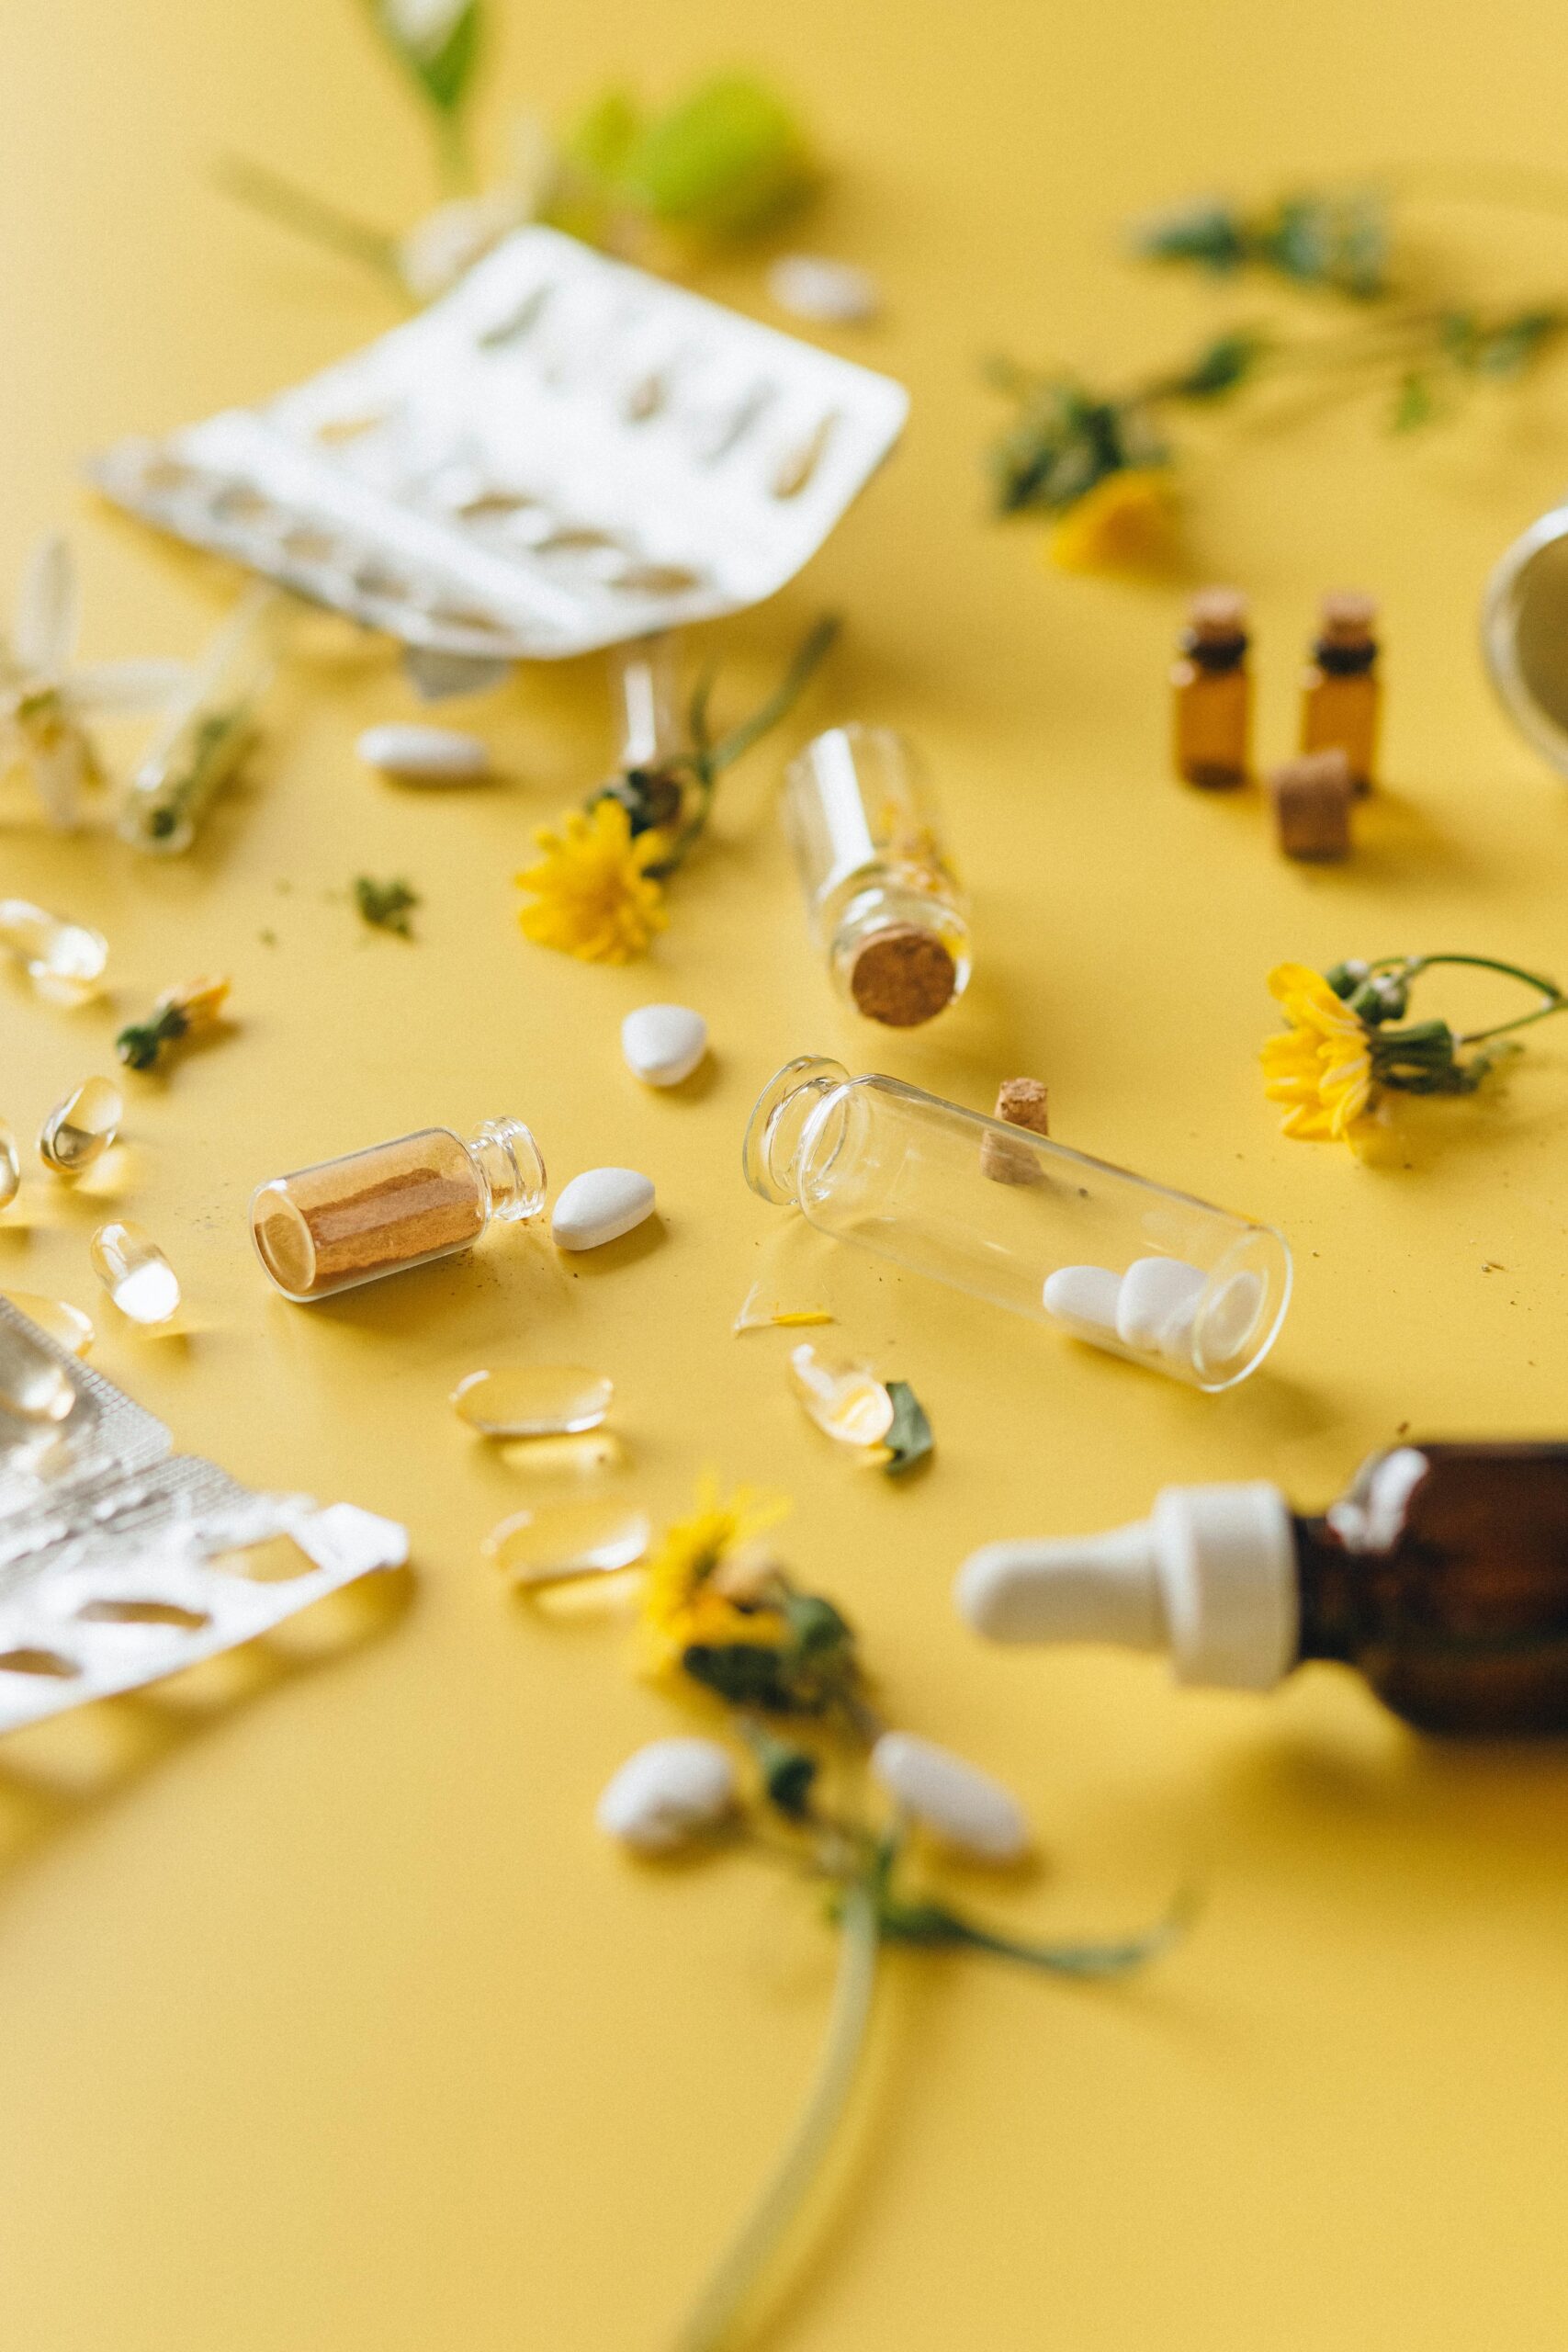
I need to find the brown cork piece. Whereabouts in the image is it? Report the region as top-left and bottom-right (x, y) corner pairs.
(1268, 750), (1353, 862)
(1187, 586), (1248, 645)
(982, 1076), (1051, 1182)
(1317, 591), (1377, 648)
(848, 924), (957, 1027)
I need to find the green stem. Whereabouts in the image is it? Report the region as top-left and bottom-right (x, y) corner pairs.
(671, 1882), (879, 2352)
(1388, 953), (1568, 1045)
(213, 155), (404, 288)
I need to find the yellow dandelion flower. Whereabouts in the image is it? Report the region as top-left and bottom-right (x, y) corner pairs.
(516, 798), (668, 965)
(639, 1475), (791, 1668)
(1261, 962), (1376, 1146)
(1048, 468), (1181, 574)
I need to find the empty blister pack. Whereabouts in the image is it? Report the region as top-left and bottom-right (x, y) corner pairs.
(0, 1298), (406, 1731)
(89, 227), (910, 662)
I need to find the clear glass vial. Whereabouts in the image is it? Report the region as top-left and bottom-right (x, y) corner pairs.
(744, 1058), (1291, 1391)
(120, 587), (281, 855)
(251, 1118), (546, 1302)
(783, 726), (971, 1028)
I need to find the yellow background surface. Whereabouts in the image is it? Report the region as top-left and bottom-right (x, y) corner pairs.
(4, 2), (1568, 2346)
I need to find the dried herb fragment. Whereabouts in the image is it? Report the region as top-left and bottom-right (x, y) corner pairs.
(355, 875), (420, 937)
(881, 1381), (933, 1478)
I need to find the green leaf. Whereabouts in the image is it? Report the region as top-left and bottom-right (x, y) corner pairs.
(354, 875), (420, 937)
(1391, 370), (1437, 432)
(682, 1641), (815, 1713)
(1165, 330), (1268, 402)
(882, 1381), (933, 1478)
(365, 0), (482, 119)
(617, 76), (815, 237)
(781, 1589), (854, 1659)
(1130, 198), (1248, 273)
(743, 1725), (819, 1821)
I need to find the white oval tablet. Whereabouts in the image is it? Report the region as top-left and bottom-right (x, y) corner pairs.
(767, 254), (882, 324)
(870, 1731), (1029, 1862)
(596, 1737), (737, 1853)
(356, 724), (491, 782)
(552, 1167), (656, 1250)
(1116, 1257), (1207, 1352)
(1043, 1264), (1122, 1339)
(621, 1003), (708, 1088)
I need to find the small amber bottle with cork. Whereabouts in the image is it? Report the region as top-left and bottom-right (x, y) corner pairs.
(1301, 592), (1380, 790)
(1171, 588), (1251, 786)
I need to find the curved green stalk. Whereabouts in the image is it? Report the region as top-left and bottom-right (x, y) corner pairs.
(1372, 953), (1568, 1046)
(213, 155), (403, 288)
(671, 1881), (879, 2352)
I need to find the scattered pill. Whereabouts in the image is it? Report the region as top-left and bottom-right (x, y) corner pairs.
(0, 898), (107, 1006)
(621, 1003), (708, 1088)
(767, 254), (882, 325)
(38, 1077), (121, 1177)
(451, 1364), (613, 1437)
(1043, 1264), (1122, 1339)
(1116, 1257), (1208, 1354)
(597, 1737), (738, 1853)
(483, 1499), (650, 1589)
(870, 1731), (1030, 1863)
(788, 1342), (895, 1448)
(0, 1319), (75, 1424)
(551, 1168), (656, 1251)
(356, 724), (491, 782)
(1, 1294), (94, 1356)
(91, 1223), (181, 1326)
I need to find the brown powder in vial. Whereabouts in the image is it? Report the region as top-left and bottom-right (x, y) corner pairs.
(849, 924), (957, 1027)
(252, 1129), (486, 1301)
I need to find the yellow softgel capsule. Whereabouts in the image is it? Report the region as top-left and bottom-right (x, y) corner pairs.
(90, 1222), (180, 1325)
(0, 898), (107, 1006)
(481, 1500), (650, 1589)
(1, 1294), (94, 1356)
(451, 1364), (613, 1437)
(0, 1322), (75, 1424)
(38, 1076), (122, 1177)
(787, 1341), (895, 1448)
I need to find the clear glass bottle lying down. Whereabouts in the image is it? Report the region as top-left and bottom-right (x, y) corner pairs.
(119, 585), (284, 854)
(743, 1058), (1292, 1391)
(251, 1118), (546, 1302)
(783, 727), (971, 1028)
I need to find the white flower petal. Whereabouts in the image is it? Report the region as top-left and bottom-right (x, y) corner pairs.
(15, 536), (78, 676)
(66, 659), (188, 715)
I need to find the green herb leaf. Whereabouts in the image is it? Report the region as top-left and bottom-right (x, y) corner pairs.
(743, 1724), (819, 1821)
(781, 1589), (854, 1659)
(682, 1642), (815, 1713)
(1391, 370), (1437, 432)
(115, 1005), (188, 1072)
(355, 875), (421, 937)
(1130, 198), (1248, 274)
(365, 0), (482, 119)
(1163, 330), (1269, 402)
(881, 1381), (933, 1478)
(616, 76), (815, 238)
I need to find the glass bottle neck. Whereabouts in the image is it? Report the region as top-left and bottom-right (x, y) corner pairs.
(466, 1118), (547, 1223)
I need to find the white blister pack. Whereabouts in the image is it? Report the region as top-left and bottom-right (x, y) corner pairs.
(0, 1299), (406, 1732)
(89, 227), (910, 662)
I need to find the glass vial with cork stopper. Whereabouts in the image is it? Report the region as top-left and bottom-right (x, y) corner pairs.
(250, 1118), (545, 1302)
(1171, 588), (1251, 786)
(743, 1058), (1290, 1391)
(783, 727), (971, 1028)
(1300, 592), (1380, 791)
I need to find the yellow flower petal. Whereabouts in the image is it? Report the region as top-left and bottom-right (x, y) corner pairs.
(1260, 964), (1375, 1150)
(517, 798), (668, 965)
(1048, 469), (1181, 575)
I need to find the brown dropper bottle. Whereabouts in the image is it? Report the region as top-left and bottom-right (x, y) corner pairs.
(1171, 588), (1251, 787)
(957, 1442), (1568, 1736)
(1301, 592), (1381, 791)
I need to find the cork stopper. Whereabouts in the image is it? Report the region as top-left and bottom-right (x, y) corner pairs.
(1187, 587), (1248, 644)
(982, 1076), (1051, 1183)
(849, 925), (957, 1027)
(1268, 750), (1353, 861)
(1317, 592), (1377, 649)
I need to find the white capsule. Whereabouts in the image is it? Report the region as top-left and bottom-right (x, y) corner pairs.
(1198, 1271), (1266, 1365)
(1116, 1257), (1207, 1353)
(1043, 1264), (1122, 1340)
(870, 1731), (1030, 1863)
(767, 254), (882, 324)
(621, 1003), (708, 1088)
(356, 724), (491, 782)
(596, 1736), (738, 1853)
(552, 1167), (655, 1251)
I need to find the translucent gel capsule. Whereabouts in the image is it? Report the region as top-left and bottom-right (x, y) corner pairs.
(788, 1342), (895, 1448)
(38, 1077), (122, 1177)
(451, 1365), (613, 1437)
(0, 1293), (94, 1356)
(90, 1223), (180, 1325)
(482, 1501), (651, 1589)
(0, 1323), (75, 1424)
(0, 899), (108, 1007)
(0, 1123), (18, 1211)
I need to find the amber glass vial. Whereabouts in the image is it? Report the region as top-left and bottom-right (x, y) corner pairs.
(1301, 591), (1380, 791)
(250, 1118), (546, 1302)
(1171, 588), (1251, 786)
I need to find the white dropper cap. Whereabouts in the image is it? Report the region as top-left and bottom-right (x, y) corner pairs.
(955, 1483), (1299, 1690)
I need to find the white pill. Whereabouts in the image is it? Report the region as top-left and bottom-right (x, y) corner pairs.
(356, 724), (491, 781)
(1043, 1264), (1122, 1339)
(1116, 1257), (1208, 1352)
(552, 1167), (656, 1250)
(870, 1731), (1030, 1863)
(597, 1737), (738, 1853)
(1198, 1270), (1266, 1363)
(621, 1003), (708, 1088)
(767, 254), (882, 324)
